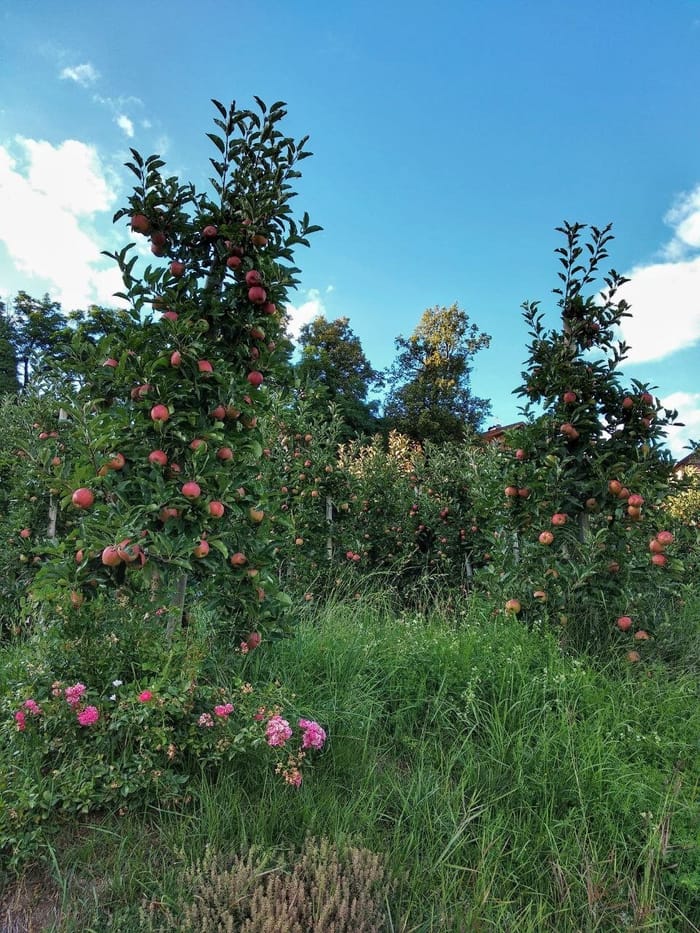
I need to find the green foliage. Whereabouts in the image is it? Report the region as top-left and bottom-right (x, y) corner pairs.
(383, 302), (491, 442)
(0, 300), (20, 395)
(3, 599), (697, 930)
(10, 291), (67, 389)
(295, 315), (383, 439)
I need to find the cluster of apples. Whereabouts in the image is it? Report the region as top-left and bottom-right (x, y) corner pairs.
(608, 479), (645, 520)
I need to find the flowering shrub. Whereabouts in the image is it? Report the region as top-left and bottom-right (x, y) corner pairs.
(1, 637), (327, 869)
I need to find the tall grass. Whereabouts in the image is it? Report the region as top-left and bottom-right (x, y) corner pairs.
(2, 595), (698, 931)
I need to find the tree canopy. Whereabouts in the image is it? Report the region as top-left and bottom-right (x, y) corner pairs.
(383, 303), (491, 443)
(295, 315), (383, 438)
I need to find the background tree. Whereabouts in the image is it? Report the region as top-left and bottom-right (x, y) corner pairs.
(383, 303), (491, 443)
(0, 300), (20, 394)
(11, 291), (66, 388)
(295, 315), (382, 439)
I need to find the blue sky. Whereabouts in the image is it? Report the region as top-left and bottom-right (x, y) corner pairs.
(1, 1), (699, 455)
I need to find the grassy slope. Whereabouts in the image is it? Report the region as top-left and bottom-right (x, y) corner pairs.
(1, 595), (699, 932)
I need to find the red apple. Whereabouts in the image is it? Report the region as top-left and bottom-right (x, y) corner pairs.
(19, 528), (31, 539)
(161, 310), (179, 322)
(217, 447), (234, 461)
(149, 450), (168, 466)
(201, 224), (218, 239)
(616, 615), (633, 632)
(651, 553), (667, 567)
(230, 552), (247, 567)
(563, 390), (577, 404)
(193, 539), (210, 558)
(211, 405), (226, 420)
(538, 531), (554, 545)
(247, 371), (264, 388)
(634, 630), (649, 641)
(515, 448), (526, 460)
(197, 359), (213, 374)
(208, 500), (225, 518)
(656, 531), (674, 547)
(226, 255), (242, 270)
(504, 598), (521, 614)
(181, 482), (201, 499)
(505, 486), (519, 498)
(150, 404), (170, 423)
(108, 453), (126, 470)
(248, 286), (267, 304)
(246, 631), (261, 649)
(170, 350), (182, 366)
(101, 546), (122, 567)
(551, 513), (567, 526)
(103, 357), (118, 368)
(627, 493), (644, 507)
(262, 301), (276, 316)
(131, 214), (150, 235)
(622, 396), (634, 410)
(608, 479), (622, 496)
(248, 507), (264, 523)
(72, 488), (95, 509)
(649, 539), (664, 554)
(245, 269), (262, 286)
(170, 261), (185, 277)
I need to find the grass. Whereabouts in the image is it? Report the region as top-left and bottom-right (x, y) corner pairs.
(1, 593), (699, 931)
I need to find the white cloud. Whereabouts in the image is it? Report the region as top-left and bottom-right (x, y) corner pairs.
(663, 185), (700, 258)
(60, 63), (99, 87)
(285, 288), (327, 345)
(614, 183), (700, 365)
(116, 114), (135, 138)
(616, 255), (700, 364)
(661, 391), (700, 459)
(0, 137), (123, 310)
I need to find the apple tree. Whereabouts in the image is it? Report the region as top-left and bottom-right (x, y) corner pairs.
(486, 223), (683, 648)
(30, 98), (321, 644)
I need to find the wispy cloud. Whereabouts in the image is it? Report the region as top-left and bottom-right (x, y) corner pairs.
(60, 62), (99, 87)
(116, 114), (135, 138)
(616, 184), (700, 365)
(0, 137), (123, 310)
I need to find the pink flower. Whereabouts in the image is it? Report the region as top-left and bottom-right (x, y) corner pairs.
(266, 715), (293, 747)
(299, 719), (327, 750)
(284, 768), (303, 787)
(77, 706), (99, 726)
(198, 713), (214, 728)
(14, 710), (26, 732)
(65, 683), (87, 707)
(23, 699), (42, 716)
(138, 690), (153, 703)
(253, 707), (266, 722)
(214, 703), (234, 718)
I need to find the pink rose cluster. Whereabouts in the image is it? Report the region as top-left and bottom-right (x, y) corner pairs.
(64, 683), (87, 707)
(265, 715), (293, 747)
(299, 719), (327, 750)
(77, 706), (100, 727)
